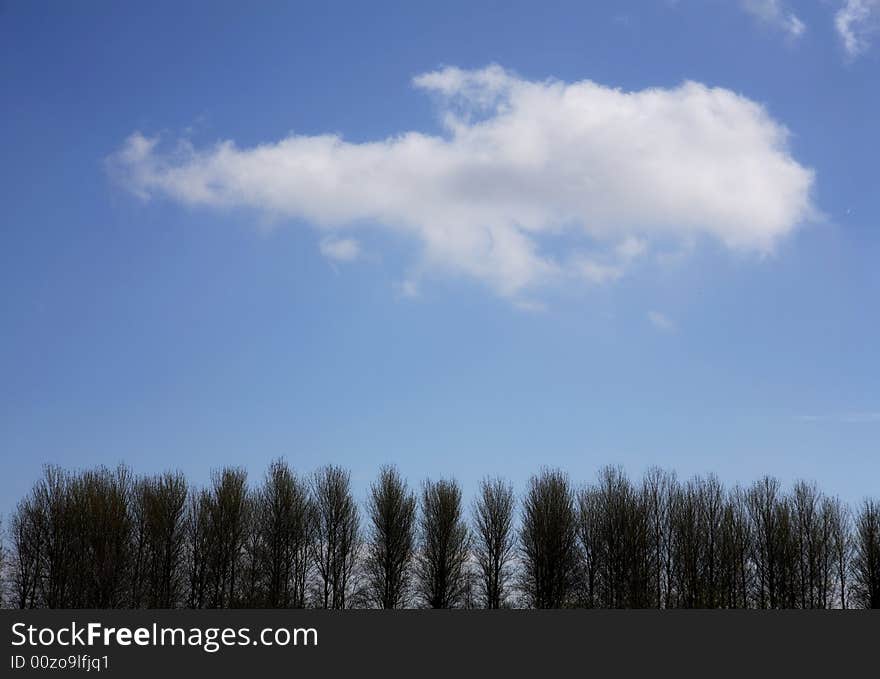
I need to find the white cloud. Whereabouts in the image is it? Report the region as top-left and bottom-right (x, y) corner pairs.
(319, 236), (360, 262)
(109, 65), (815, 303)
(836, 0), (880, 57)
(740, 0), (806, 38)
(647, 311), (676, 332)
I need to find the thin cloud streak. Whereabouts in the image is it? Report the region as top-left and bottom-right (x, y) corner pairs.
(794, 412), (880, 423)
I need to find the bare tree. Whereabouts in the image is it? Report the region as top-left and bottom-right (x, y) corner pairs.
(748, 476), (795, 609)
(250, 459), (313, 608)
(195, 468), (250, 608)
(592, 466), (651, 608)
(814, 495), (839, 609)
(32, 466), (75, 608)
(791, 480), (829, 609)
(10, 497), (43, 608)
(70, 466), (135, 607)
(852, 500), (880, 609)
(416, 478), (470, 608)
(473, 477), (516, 609)
(824, 496), (852, 609)
(311, 465), (360, 609)
(520, 469), (578, 608)
(3, 460), (878, 611)
(641, 468), (676, 608)
(131, 472), (188, 608)
(185, 489), (211, 609)
(718, 486), (753, 609)
(240, 491), (262, 607)
(669, 478), (702, 608)
(364, 465), (417, 609)
(576, 484), (604, 608)
(0, 516), (4, 608)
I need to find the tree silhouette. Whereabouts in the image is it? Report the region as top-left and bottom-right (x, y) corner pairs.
(3, 461), (877, 609)
(416, 478), (470, 608)
(131, 471), (188, 608)
(520, 469), (578, 608)
(251, 459), (313, 608)
(365, 465), (417, 609)
(852, 500), (880, 609)
(310, 465), (360, 609)
(472, 477), (516, 609)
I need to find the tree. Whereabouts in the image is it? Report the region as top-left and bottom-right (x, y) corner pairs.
(187, 467), (250, 608)
(718, 486), (753, 609)
(748, 476), (794, 609)
(473, 477), (516, 609)
(592, 466), (651, 608)
(852, 500), (880, 609)
(791, 480), (829, 609)
(33, 466), (76, 608)
(67, 465), (134, 608)
(131, 472), (188, 608)
(669, 478), (703, 608)
(251, 459), (313, 608)
(416, 478), (470, 608)
(641, 468), (676, 608)
(10, 496), (43, 608)
(3, 460), (877, 610)
(311, 465), (360, 609)
(576, 484), (602, 608)
(0, 516), (4, 608)
(814, 495), (840, 609)
(364, 465), (417, 609)
(824, 496), (852, 609)
(520, 469), (578, 608)
(185, 489), (211, 609)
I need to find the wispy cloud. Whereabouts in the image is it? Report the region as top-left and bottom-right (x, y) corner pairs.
(836, 0), (880, 58)
(740, 0), (806, 39)
(319, 237), (361, 262)
(394, 279), (420, 299)
(794, 412), (880, 423)
(648, 311), (676, 332)
(109, 65), (815, 304)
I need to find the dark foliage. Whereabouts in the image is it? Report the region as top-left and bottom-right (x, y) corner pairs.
(416, 478), (470, 608)
(365, 466), (417, 609)
(472, 477), (516, 608)
(2, 462), (877, 609)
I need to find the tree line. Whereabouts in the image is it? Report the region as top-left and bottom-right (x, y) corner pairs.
(2, 461), (878, 609)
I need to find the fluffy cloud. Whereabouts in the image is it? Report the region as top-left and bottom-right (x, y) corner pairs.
(740, 0), (806, 39)
(110, 65), (815, 302)
(836, 0), (880, 57)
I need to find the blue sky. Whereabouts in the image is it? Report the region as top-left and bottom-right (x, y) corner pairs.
(1, 1), (878, 516)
